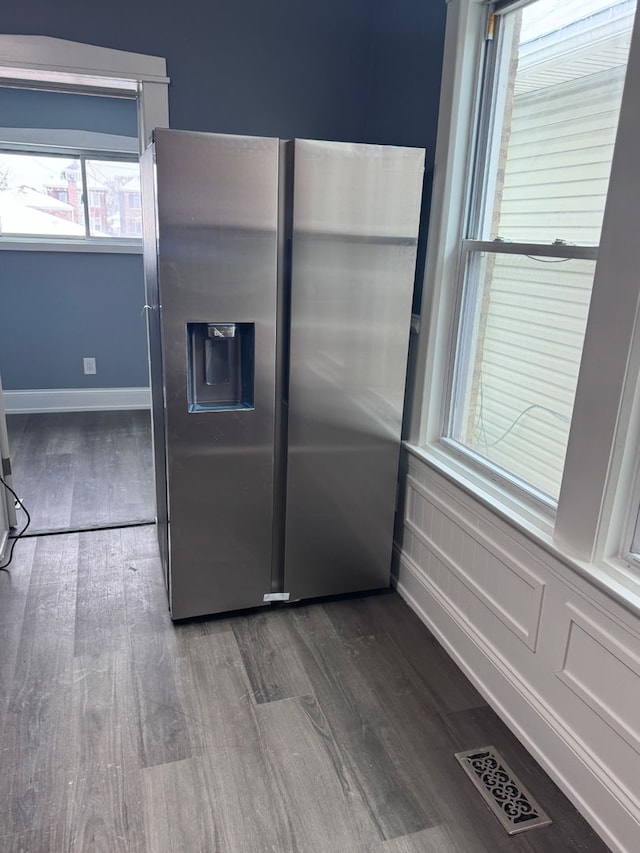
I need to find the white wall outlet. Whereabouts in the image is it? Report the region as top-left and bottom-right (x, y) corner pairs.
(83, 357), (97, 375)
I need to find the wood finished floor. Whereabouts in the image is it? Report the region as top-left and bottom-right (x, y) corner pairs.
(6, 410), (154, 534)
(0, 525), (610, 852)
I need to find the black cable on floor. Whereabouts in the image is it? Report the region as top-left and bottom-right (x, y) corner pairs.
(22, 519), (155, 538)
(0, 475), (31, 570)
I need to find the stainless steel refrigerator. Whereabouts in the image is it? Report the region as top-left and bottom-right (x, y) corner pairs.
(142, 128), (424, 620)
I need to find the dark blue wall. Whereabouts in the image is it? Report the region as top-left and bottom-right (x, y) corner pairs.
(0, 252), (148, 389)
(0, 0), (447, 388)
(0, 0), (445, 153)
(366, 0), (446, 310)
(1, 0), (376, 143)
(0, 87), (137, 136)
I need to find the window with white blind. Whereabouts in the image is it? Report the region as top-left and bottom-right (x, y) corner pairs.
(443, 0), (637, 508)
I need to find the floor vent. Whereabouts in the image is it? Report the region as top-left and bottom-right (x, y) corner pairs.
(455, 746), (552, 835)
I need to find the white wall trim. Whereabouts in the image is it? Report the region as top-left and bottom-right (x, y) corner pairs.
(0, 35), (168, 86)
(0, 238), (142, 254)
(3, 387), (150, 413)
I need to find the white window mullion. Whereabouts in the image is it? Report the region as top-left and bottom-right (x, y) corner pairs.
(79, 154), (90, 239)
(408, 0), (488, 445)
(554, 3), (640, 561)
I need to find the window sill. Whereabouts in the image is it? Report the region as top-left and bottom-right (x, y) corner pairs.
(404, 441), (640, 619)
(0, 238), (143, 254)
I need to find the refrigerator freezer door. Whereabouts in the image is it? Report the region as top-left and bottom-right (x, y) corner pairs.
(284, 139), (424, 600)
(149, 128), (279, 619)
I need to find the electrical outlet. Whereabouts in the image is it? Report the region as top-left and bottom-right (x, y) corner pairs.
(83, 357), (97, 375)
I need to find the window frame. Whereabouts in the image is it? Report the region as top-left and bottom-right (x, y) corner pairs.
(408, 0), (640, 587)
(0, 142), (142, 247)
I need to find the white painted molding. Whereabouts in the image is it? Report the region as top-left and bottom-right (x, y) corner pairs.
(0, 239), (142, 254)
(557, 603), (640, 756)
(3, 387), (150, 413)
(0, 35), (168, 85)
(0, 34), (170, 154)
(406, 472), (546, 650)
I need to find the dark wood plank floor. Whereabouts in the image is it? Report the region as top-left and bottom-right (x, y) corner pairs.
(6, 410), (154, 533)
(0, 525), (610, 852)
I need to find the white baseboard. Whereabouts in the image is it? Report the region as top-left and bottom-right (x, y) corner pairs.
(3, 387), (151, 414)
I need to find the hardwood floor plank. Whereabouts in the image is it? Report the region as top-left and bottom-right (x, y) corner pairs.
(282, 604), (437, 840)
(255, 694), (381, 852)
(34, 451), (75, 531)
(0, 537), (37, 755)
(154, 632), (295, 852)
(323, 595), (483, 723)
(123, 532), (199, 768)
(358, 592), (486, 713)
(66, 651), (146, 852)
(69, 412), (109, 527)
(177, 631), (258, 752)
(232, 607), (314, 703)
(73, 529), (128, 657)
(141, 757), (221, 853)
(0, 535), (78, 836)
(0, 824), (68, 853)
(375, 824), (471, 853)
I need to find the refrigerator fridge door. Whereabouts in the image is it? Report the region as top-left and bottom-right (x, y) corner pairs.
(146, 128), (280, 619)
(283, 139), (424, 600)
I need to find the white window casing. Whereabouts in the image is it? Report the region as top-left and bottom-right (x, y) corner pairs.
(554, 1), (640, 562)
(408, 0), (640, 599)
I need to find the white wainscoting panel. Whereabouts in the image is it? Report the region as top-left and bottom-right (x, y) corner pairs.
(396, 454), (640, 853)
(406, 474), (545, 650)
(3, 387), (151, 413)
(558, 604), (640, 756)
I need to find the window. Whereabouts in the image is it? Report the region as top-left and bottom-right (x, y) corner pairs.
(442, 0), (636, 507)
(127, 192), (141, 208)
(0, 149), (141, 242)
(413, 0), (640, 568)
(85, 159), (141, 238)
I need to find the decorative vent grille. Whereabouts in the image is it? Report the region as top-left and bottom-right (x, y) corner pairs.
(455, 746), (552, 835)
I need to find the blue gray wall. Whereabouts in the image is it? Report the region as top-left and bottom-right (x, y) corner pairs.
(0, 0), (447, 390)
(0, 252), (148, 389)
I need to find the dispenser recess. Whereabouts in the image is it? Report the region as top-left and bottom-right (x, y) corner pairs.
(187, 322), (255, 411)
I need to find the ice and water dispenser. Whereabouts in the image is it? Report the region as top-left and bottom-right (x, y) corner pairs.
(187, 322), (255, 412)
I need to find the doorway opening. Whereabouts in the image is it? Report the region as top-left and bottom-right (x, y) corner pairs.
(0, 36), (169, 541)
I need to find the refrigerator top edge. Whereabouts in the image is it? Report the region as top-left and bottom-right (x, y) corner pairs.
(152, 126), (280, 148)
(149, 129), (425, 163)
(292, 137), (426, 163)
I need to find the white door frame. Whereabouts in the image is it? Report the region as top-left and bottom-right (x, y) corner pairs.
(0, 37), (169, 427)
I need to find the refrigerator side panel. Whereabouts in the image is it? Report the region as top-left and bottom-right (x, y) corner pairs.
(141, 140), (169, 591)
(284, 139), (425, 600)
(154, 128), (279, 619)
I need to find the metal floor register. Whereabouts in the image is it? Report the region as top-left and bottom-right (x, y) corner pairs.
(455, 746), (552, 835)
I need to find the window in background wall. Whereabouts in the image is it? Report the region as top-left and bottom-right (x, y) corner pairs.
(444, 0), (636, 507)
(0, 150), (141, 241)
